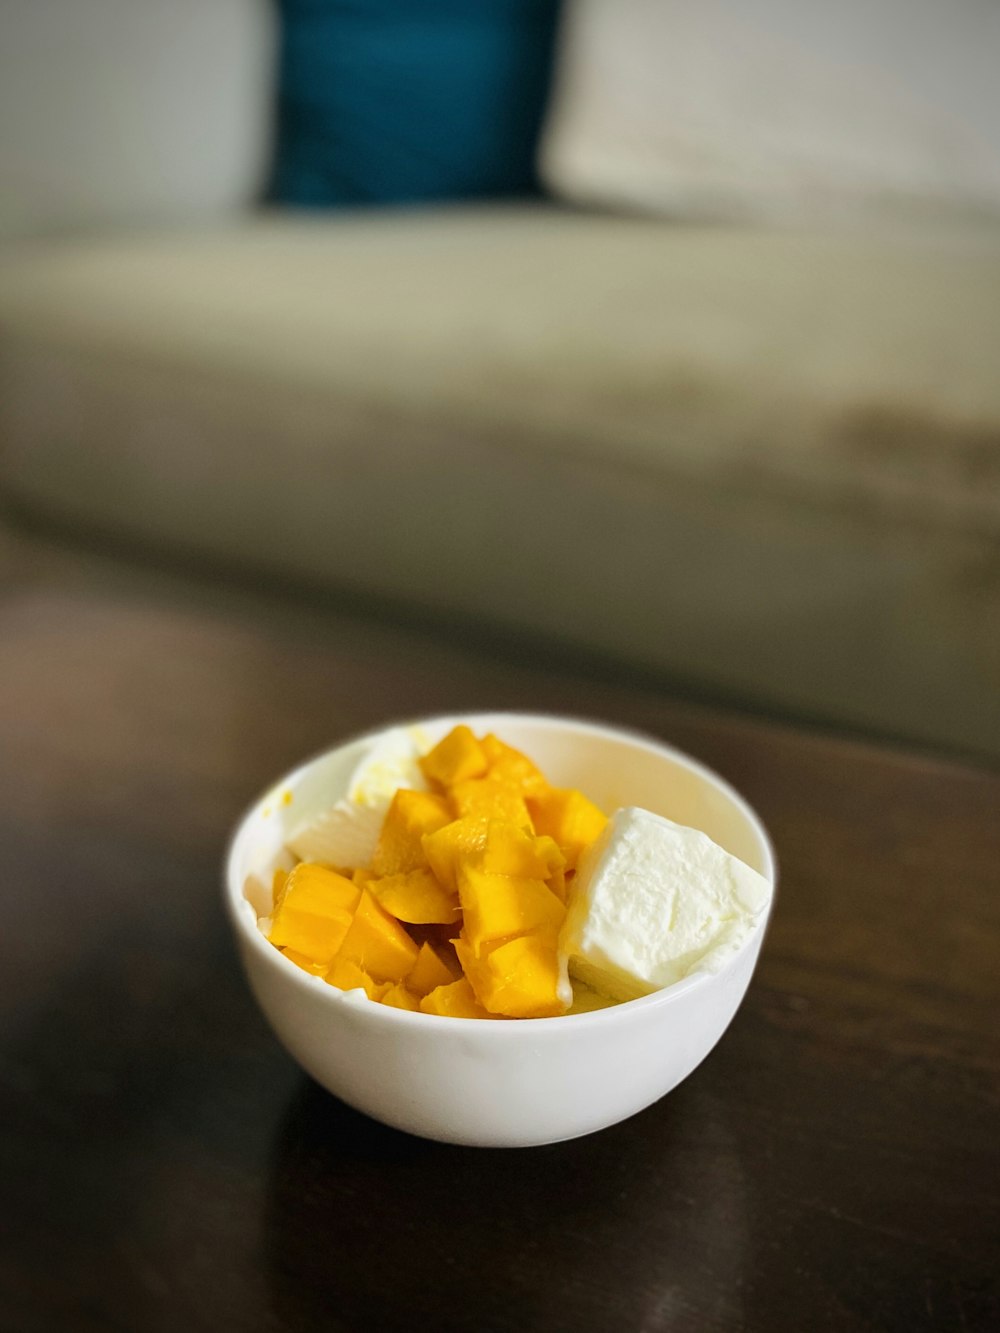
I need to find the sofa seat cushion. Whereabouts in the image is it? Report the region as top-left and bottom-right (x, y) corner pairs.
(1, 208), (999, 756)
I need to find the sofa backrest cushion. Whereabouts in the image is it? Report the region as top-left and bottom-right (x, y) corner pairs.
(540, 0), (1000, 225)
(0, 0), (275, 240)
(271, 0), (561, 207)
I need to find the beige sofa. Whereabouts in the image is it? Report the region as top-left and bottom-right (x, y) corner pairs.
(1, 3), (998, 762)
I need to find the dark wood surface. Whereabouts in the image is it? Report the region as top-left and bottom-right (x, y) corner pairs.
(2, 529), (998, 1333)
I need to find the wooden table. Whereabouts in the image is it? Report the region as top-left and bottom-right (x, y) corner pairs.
(2, 531), (998, 1332)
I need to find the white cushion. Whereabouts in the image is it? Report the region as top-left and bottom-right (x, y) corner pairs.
(0, 0), (275, 240)
(541, 0), (1000, 224)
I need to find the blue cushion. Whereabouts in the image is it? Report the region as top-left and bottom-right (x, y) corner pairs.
(272, 0), (561, 207)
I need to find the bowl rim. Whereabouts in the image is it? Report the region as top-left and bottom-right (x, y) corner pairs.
(223, 710), (778, 1036)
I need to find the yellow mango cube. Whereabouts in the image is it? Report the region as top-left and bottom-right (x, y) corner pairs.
(268, 863), (360, 965)
(272, 867), (289, 905)
(326, 956), (389, 1001)
(419, 725), (488, 788)
(406, 940), (461, 997)
(457, 864), (566, 953)
(419, 977), (496, 1019)
(527, 787), (607, 870)
(546, 864), (568, 905)
(371, 789), (452, 877)
(448, 777), (533, 830)
(281, 947), (328, 977)
(379, 982), (421, 1012)
(480, 734), (549, 796)
(424, 815), (564, 896)
(458, 934), (567, 1019)
(422, 817), (489, 893)
(476, 821), (565, 880)
(336, 888), (420, 983)
(367, 867), (460, 925)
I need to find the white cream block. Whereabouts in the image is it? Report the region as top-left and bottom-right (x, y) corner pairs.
(286, 726), (429, 868)
(286, 800), (385, 871)
(562, 807), (773, 1002)
(346, 726), (429, 806)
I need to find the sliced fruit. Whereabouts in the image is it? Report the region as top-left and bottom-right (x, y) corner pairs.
(379, 982), (421, 1012)
(326, 957), (390, 1001)
(480, 734), (549, 796)
(419, 977), (497, 1019)
(418, 725), (488, 788)
(406, 940), (462, 997)
(267, 863), (360, 965)
(458, 933), (567, 1019)
(371, 789), (452, 876)
(367, 867), (460, 925)
(335, 888), (420, 983)
(457, 864), (565, 953)
(527, 787), (607, 870)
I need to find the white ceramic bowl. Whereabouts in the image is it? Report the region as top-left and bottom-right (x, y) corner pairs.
(224, 712), (776, 1148)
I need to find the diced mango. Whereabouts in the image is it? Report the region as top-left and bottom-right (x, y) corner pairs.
(480, 734), (549, 796)
(457, 934), (567, 1019)
(272, 867), (289, 905)
(478, 822), (566, 880)
(268, 863), (361, 964)
(448, 777), (533, 830)
(419, 725), (488, 788)
(527, 787), (607, 870)
(326, 956), (390, 1001)
(371, 789), (452, 877)
(423, 817), (564, 894)
(546, 864), (568, 905)
(422, 817), (488, 892)
(407, 939), (462, 997)
(336, 888), (420, 983)
(281, 947), (328, 977)
(419, 977), (497, 1019)
(457, 864), (566, 953)
(379, 982), (421, 1011)
(265, 729), (611, 1022)
(367, 867), (461, 925)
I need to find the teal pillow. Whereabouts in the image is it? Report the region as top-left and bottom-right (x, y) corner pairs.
(272, 0), (562, 206)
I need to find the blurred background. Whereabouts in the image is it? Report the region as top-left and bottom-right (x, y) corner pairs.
(1, 0), (999, 761)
